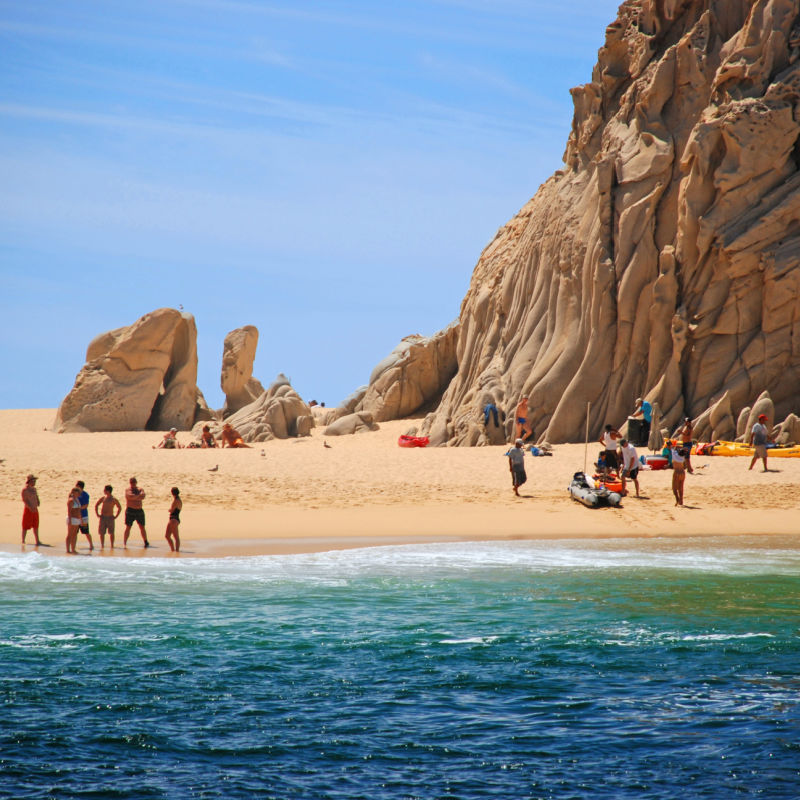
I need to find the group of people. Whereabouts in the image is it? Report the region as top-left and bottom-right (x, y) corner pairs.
(154, 422), (249, 449)
(21, 475), (183, 554)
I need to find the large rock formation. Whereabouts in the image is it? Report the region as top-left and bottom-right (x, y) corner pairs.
(355, 323), (459, 422)
(55, 308), (203, 432)
(221, 325), (265, 417)
(220, 374), (314, 442)
(420, 0), (800, 445)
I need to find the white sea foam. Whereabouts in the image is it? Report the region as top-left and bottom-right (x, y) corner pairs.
(0, 537), (798, 587)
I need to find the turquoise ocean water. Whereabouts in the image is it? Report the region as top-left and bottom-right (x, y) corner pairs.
(1, 537), (798, 799)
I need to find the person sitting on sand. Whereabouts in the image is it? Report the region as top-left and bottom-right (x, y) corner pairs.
(219, 422), (250, 448)
(165, 487), (182, 552)
(94, 485), (121, 549)
(748, 414), (772, 472)
(21, 474), (42, 546)
(507, 438), (527, 497)
(155, 428), (182, 449)
(200, 425), (217, 448)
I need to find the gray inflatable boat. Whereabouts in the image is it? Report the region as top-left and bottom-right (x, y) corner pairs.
(568, 471), (622, 508)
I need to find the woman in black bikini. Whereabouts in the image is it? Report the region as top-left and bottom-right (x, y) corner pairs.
(165, 487), (182, 552)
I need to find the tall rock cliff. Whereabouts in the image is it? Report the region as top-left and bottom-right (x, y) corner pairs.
(422, 0), (800, 445)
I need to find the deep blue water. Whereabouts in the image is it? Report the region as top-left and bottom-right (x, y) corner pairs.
(1, 538), (799, 799)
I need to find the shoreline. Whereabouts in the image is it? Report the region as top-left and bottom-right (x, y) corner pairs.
(1, 409), (798, 558)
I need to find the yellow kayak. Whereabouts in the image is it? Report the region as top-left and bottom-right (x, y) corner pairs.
(698, 441), (800, 458)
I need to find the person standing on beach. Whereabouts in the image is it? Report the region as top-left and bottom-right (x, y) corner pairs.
(507, 438), (527, 497)
(66, 487), (81, 554)
(95, 485), (121, 549)
(748, 414), (772, 471)
(676, 418), (694, 474)
(631, 397), (652, 443)
(599, 424), (622, 475)
(165, 487), (182, 552)
(123, 477), (150, 548)
(618, 438), (641, 498)
(75, 481), (94, 551)
(670, 444), (686, 506)
(514, 397), (530, 441)
(21, 474), (42, 546)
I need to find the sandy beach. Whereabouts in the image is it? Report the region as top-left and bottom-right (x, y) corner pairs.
(1, 408), (798, 557)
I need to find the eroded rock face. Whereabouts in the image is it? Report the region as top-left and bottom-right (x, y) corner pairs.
(55, 308), (200, 432)
(421, 0), (800, 445)
(221, 325), (265, 417)
(356, 323), (459, 422)
(224, 375), (314, 442)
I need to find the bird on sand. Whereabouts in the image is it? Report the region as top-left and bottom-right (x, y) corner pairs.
(208, 465), (218, 472)
(323, 441), (332, 449)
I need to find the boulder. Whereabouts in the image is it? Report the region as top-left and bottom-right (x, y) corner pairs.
(224, 376), (314, 443)
(356, 323), (458, 422)
(774, 413), (800, 445)
(419, 0), (800, 444)
(221, 325), (265, 417)
(324, 412), (379, 436)
(55, 308), (200, 432)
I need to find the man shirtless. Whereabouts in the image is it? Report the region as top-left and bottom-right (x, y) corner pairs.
(95, 485), (122, 549)
(123, 477), (150, 548)
(21, 474), (42, 545)
(514, 397), (530, 441)
(219, 422), (250, 448)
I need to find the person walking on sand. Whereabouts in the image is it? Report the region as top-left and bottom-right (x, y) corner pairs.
(21, 474), (42, 546)
(507, 438), (527, 497)
(165, 487), (182, 552)
(95, 485), (121, 549)
(618, 438), (641, 498)
(749, 414), (772, 471)
(75, 480), (94, 551)
(670, 443), (687, 506)
(599, 424), (622, 475)
(66, 487), (81, 554)
(123, 477), (150, 548)
(514, 397), (530, 441)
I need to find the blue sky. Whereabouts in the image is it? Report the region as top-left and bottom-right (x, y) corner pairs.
(0, 0), (621, 411)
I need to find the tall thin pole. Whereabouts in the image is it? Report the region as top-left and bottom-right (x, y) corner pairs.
(583, 401), (590, 474)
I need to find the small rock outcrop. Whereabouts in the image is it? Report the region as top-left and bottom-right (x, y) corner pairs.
(221, 325), (265, 417)
(355, 323), (459, 422)
(324, 412), (379, 436)
(419, 0), (800, 445)
(55, 308), (201, 432)
(223, 375), (314, 442)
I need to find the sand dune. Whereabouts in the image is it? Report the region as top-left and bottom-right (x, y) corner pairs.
(1, 409), (798, 557)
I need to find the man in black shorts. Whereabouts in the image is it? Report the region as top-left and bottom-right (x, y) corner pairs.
(123, 477), (150, 548)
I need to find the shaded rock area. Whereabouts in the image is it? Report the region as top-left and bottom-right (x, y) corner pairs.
(419, 0), (800, 445)
(221, 325), (265, 417)
(221, 374), (314, 442)
(55, 308), (202, 432)
(324, 412), (379, 437)
(355, 323), (459, 422)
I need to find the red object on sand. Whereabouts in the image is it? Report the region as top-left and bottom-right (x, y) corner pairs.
(398, 435), (429, 448)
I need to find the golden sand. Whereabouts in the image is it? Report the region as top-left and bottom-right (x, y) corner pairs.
(1, 409), (798, 557)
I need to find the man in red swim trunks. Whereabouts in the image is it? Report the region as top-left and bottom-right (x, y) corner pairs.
(21, 474), (42, 546)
